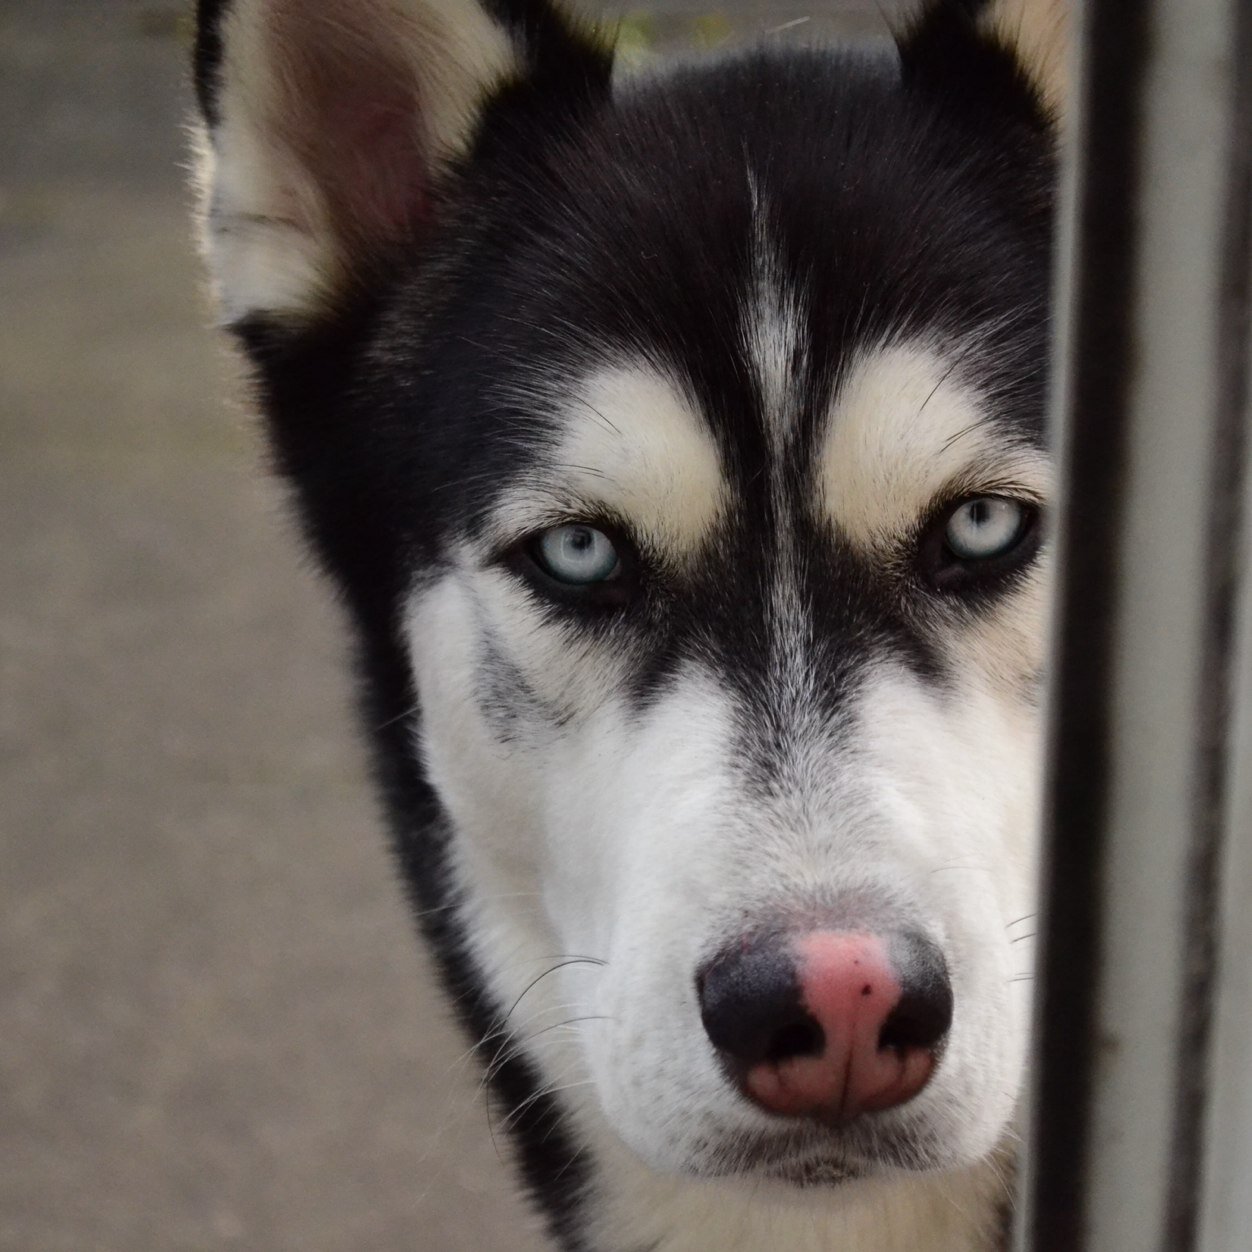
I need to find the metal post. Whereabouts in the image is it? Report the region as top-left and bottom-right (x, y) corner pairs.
(1022, 0), (1251, 1249)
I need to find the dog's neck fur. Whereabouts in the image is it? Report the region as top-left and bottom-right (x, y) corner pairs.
(580, 1138), (1012, 1251)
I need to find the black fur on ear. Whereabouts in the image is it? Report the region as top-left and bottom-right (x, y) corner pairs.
(896, 0), (1063, 131)
(483, 0), (613, 84)
(194, 0), (230, 128)
(471, 0), (615, 161)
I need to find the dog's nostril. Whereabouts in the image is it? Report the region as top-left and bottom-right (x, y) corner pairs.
(878, 933), (954, 1053)
(764, 1016), (825, 1064)
(697, 939), (803, 1067)
(878, 996), (948, 1052)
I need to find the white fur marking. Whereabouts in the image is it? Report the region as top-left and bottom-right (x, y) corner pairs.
(744, 178), (807, 458)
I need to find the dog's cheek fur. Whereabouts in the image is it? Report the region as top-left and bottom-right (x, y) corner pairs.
(555, 674), (748, 1169)
(939, 553), (1053, 703)
(402, 562), (652, 1070)
(407, 568), (747, 1156)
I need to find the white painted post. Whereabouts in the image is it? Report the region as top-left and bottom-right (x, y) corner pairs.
(1021, 0), (1251, 1249)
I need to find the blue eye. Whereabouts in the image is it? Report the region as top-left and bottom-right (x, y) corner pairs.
(944, 497), (1027, 561)
(533, 524), (621, 584)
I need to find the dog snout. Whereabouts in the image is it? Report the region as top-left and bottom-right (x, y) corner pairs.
(696, 929), (953, 1122)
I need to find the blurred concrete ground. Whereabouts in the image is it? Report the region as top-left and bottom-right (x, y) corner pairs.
(0, 3), (890, 1249)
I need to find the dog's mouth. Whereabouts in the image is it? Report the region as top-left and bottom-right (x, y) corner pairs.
(686, 1109), (945, 1188)
(758, 1155), (866, 1188)
(692, 1125), (879, 1188)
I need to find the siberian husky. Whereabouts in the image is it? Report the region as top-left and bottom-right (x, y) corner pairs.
(192, 0), (1066, 1247)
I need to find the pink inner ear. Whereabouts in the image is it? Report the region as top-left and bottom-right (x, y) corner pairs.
(320, 86), (429, 243)
(270, 2), (431, 254)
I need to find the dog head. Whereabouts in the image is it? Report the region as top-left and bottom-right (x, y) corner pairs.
(194, 0), (1065, 1224)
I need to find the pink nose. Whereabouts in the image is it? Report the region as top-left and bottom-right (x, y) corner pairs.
(697, 930), (952, 1122)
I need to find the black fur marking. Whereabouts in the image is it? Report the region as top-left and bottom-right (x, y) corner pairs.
(476, 626), (574, 739)
(193, 0), (230, 128)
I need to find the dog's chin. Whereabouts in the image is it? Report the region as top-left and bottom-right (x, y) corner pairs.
(744, 1153), (867, 1189)
(671, 1118), (954, 1190)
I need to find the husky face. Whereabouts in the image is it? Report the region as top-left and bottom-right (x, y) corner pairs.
(409, 337), (1049, 1179)
(194, 0), (1063, 1243)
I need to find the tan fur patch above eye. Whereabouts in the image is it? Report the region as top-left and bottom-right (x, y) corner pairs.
(492, 366), (727, 556)
(817, 342), (1049, 552)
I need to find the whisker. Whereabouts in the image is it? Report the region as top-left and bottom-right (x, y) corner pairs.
(477, 1000), (603, 1085)
(479, 1012), (612, 1145)
(576, 398), (621, 437)
(924, 336), (988, 424)
(476, 1002), (582, 1078)
(502, 1079), (595, 1133)
(503, 958), (608, 1025)
(523, 1014), (613, 1044)
(373, 701), (419, 732)
(766, 16), (811, 35)
(549, 1142), (589, 1177)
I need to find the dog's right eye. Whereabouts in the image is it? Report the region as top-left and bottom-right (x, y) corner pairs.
(530, 524), (622, 585)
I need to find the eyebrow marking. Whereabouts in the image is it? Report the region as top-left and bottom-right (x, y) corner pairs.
(489, 364), (728, 555)
(817, 341), (1050, 551)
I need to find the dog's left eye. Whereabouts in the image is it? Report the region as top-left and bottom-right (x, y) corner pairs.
(532, 524), (622, 585)
(919, 495), (1041, 592)
(944, 497), (1027, 560)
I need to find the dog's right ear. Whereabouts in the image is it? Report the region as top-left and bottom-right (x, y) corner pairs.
(192, 0), (612, 328)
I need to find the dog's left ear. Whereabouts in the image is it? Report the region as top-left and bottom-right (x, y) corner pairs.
(899, 0), (1071, 125)
(979, 0), (1069, 116)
